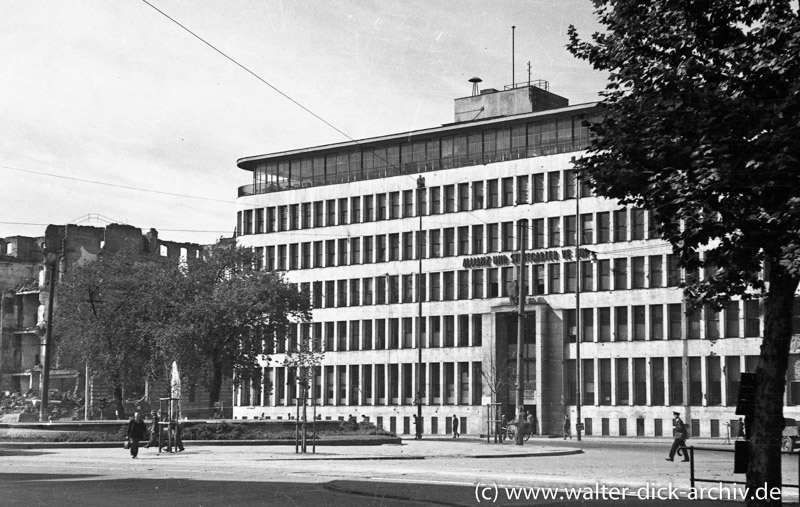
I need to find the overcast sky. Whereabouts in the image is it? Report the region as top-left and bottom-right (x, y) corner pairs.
(0, 0), (607, 245)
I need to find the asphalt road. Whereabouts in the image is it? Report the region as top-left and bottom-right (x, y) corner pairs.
(1, 438), (798, 506)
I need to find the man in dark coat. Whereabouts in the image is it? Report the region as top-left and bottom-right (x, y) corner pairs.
(666, 411), (689, 462)
(452, 414), (460, 438)
(126, 412), (147, 459)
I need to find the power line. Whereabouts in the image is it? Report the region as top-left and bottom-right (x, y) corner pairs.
(0, 164), (234, 204)
(140, 0), (356, 145)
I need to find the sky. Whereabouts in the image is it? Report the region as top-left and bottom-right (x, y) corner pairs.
(0, 0), (608, 245)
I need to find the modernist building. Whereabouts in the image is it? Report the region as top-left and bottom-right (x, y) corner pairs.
(234, 80), (800, 437)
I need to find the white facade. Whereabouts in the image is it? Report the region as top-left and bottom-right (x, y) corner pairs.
(233, 84), (800, 437)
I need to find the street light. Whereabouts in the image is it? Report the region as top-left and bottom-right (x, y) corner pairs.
(415, 176), (425, 439)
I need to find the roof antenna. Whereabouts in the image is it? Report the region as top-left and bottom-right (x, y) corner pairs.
(511, 26), (516, 88)
(469, 77), (482, 96)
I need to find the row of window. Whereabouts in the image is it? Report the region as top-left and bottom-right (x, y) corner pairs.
(269, 316), (483, 354)
(237, 362), (483, 408)
(253, 210), (661, 273)
(564, 300), (762, 342)
(565, 355), (758, 407)
(287, 255), (728, 310)
(239, 168), (600, 235)
(247, 114), (596, 194)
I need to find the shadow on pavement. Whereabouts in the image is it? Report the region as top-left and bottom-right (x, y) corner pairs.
(0, 473), (781, 506)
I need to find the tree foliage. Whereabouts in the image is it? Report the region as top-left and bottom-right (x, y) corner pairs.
(54, 239), (314, 418)
(568, 2), (800, 504)
(54, 251), (174, 419)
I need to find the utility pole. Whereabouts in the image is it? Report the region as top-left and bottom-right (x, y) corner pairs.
(515, 220), (526, 445)
(40, 252), (58, 422)
(574, 166), (583, 442)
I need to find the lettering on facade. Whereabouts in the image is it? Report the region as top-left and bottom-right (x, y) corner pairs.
(462, 248), (595, 269)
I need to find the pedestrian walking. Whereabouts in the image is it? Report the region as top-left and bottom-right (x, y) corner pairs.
(736, 417), (746, 441)
(145, 410), (159, 449)
(413, 414), (422, 439)
(666, 411), (689, 462)
(126, 412), (147, 459)
(500, 414), (508, 443)
(526, 410), (535, 436)
(452, 414), (460, 438)
(563, 414), (572, 440)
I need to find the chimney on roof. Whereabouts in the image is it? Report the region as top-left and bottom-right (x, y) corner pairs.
(469, 77), (482, 97)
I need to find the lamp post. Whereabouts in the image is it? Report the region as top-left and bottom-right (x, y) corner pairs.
(40, 252), (58, 422)
(415, 176), (425, 439)
(574, 166), (583, 442)
(515, 220), (526, 445)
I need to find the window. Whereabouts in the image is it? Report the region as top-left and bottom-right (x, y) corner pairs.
(565, 216), (576, 246)
(597, 212), (610, 243)
(458, 226), (469, 255)
(580, 213), (593, 245)
(548, 264), (561, 294)
(364, 195), (374, 222)
(668, 303), (682, 339)
(457, 271), (469, 299)
(313, 201), (323, 227)
(488, 268), (499, 297)
(430, 187), (441, 215)
(389, 192), (400, 219)
(472, 269), (484, 299)
(632, 257), (645, 288)
(429, 273), (441, 301)
(338, 198), (348, 225)
(649, 255), (663, 287)
(616, 358), (629, 405)
(444, 185), (455, 213)
(599, 358), (611, 405)
(565, 262), (577, 293)
(487, 179), (499, 208)
(326, 200), (336, 226)
(312, 242), (322, 268)
(651, 305), (664, 340)
(532, 173), (544, 203)
(669, 357), (684, 405)
(502, 177), (514, 206)
(598, 259), (610, 290)
(548, 217), (561, 248)
(444, 228), (455, 257)
(517, 175), (528, 204)
(706, 309), (721, 339)
(337, 238), (348, 266)
(458, 183), (469, 211)
(667, 254), (681, 286)
(402, 190), (413, 218)
(581, 260), (594, 291)
(725, 301), (740, 337)
(402, 231), (413, 260)
(363, 278), (373, 305)
(615, 306), (628, 341)
(473, 181), (484, 209)
(255, 208), (264, 234)
(598, 307), (611, 342)
(582, 308), (594, 342)
(634, 358), (647, 405)
(631, 208), (645, 240)
(402, 276), (413, 303)
(614, 258), (628, 289)
(377, 193), (387, 220)
(632, 305), (646, 340)
(376, 235), (387, 262)
(501, 222), (514, 251)
(564, 169), (576, 199)
(267, 207), (277, 232)
(351, 197), (361, 223)
(487, 224), (499, 253)
(443, 272), (455, 300)
(350, 279), (360, 306)
(651, 358), (665, 406)
(388, 276), (399, 304)
(707, 356), (722, 406)
(613, 209), (627, 242)
(472, 224), (484, 254)
(582, 359), (594, 405)
(532, 219), (544, 249)
(363, 236), (373, 264)
(389, 233), (400, 261)
(430, 230), (441, 258)
(278, 206), (288, 231)
(744, 300), (760, 337)
(547, 171), (561, 201)
(533, 265), (544, 295)
(689, 357), (702, 405)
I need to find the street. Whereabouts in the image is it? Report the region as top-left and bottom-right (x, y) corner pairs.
(2, 438), (799, 506)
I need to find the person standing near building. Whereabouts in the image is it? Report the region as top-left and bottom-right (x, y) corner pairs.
(736, 417), (746, 441)
(500, 414), (508, 443)
(145, 410), (159, 449)
(452, 414), (460, 438)
(126, 412), (147, 459)
(563, 414), (572, 440)
(666, 411), (689, 462)
(526, 410), (535, 436)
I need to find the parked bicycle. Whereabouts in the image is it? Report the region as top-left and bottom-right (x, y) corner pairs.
(505, 422), (532, 441)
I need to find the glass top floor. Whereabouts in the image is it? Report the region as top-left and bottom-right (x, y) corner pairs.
(237, 104), (599, 198)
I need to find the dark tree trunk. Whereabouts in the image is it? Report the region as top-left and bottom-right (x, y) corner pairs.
(207, 357), (223, 417)
(746, 270), (799, 507)
(113, 384), (126, 420)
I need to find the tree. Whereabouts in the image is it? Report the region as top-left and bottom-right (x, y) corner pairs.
(567, 2), (800, 504)
(54, 251), (172, 419)
(165, 240), (312, 413)
(282, 325), (324, 452)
